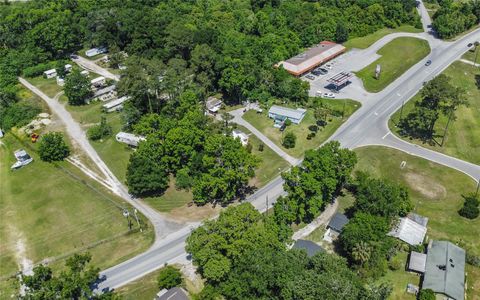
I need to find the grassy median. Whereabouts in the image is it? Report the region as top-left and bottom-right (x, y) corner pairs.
(389, 61), (480, 165)
(356, 37), (430, 92)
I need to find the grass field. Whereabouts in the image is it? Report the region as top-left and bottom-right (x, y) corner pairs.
(377, 252), (419, 300)
(355, 146), (480, 299)
(463, 48), (480, 63)
(0, 133), (153, 297)
(356, 37), (430, 92)
(27, 75), (63, 98)
(344, 25), (423, 49)
(243, 100), (360, 158)
(389, 61), (480, 165)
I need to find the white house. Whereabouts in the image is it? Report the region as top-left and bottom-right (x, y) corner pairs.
(43, 69), (57, 79)
(115, 132), (145, 147)
(89, 85), (117, 103)
(91, 76), (106, 88)
(232, 129), (249, 146)
(268, 105), (307, 126)
(388, 213), (428, 246)
(85, 47), (107, 57)
(102, 96), (130, 112)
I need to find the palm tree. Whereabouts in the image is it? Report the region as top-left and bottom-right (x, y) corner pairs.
(352, 241), (372, 267)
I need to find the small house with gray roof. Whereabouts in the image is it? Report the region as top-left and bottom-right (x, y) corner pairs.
(268, 105), (307, 126)
(422, 240), (465, 300)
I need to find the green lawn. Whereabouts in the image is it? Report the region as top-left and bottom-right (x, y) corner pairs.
(356, 37), (430, 92)
(355, 146), (480, 256)
(463, 48), (480, 63)
(389, 61), (480, 165)
(117, 265), (199, 300)
(0, 133), (153, 297)
(142, 177), (194, 213)
(355, 146), (480, 300)
(27, 75), (63, 98)
(343, 25), (423, 49)
(243, 100), (360, 158)
(377, 252), (419, 300)
(235, 125), (290, 187)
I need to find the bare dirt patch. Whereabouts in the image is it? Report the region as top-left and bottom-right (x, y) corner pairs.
(404, 172), (447, 200)
(167, 203), (222, 223)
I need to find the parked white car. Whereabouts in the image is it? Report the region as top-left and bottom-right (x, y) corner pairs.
(322, 92), (336, 98)
(324, 64), (333, 70)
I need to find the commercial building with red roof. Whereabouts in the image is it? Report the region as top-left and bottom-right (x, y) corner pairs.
(277, 41), (346, 76)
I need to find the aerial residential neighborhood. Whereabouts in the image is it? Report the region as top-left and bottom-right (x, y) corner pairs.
(0, 0), (479, 299)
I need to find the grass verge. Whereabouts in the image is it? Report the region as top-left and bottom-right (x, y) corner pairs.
(243, 99), (360, 158)
(356, 37), (430, 92)
(344, 25), (423, 49)
(389, 60), (480, 165)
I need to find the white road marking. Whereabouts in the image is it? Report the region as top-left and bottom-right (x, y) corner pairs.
(382, 132), (390, 139)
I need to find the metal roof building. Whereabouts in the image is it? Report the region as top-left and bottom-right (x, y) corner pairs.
(155, 287), (189, 300)
(268, 105), (307, 124)
(422, 241), (465, 300)
(292, 239), (324, 257)
(277, 41), (346, 76)
(408, 251), (427, 273)
(327, 213), (349, 233)
(388, 213), (428, 245)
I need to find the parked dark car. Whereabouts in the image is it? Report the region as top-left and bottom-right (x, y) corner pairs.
(425, 60), (432, 66)
(468, 43), (473, 47)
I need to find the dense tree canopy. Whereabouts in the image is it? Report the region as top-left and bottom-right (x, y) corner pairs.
(275, 141), (357, 224)
(431, 0), (480, 39)
(38, 132), (70, 162)
(64, 69), (92, 105)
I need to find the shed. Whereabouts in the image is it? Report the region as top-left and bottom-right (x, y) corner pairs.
(268, 105), (307, 125)
(388, 213), (428, 246)
(43, 69), (57, 79)
(232, 129), (249, 146)
(64, 64), (73, 72)
(277, 41), (346, 76)
(206, 96), (222, 113)
(115, 132), (145, 147)
(422, 240), (465, 300)
(292, 239), (324, 257)
(408, 251), (427, 273)
(102, 96), (130, 112)
(155, 287), (189, 300)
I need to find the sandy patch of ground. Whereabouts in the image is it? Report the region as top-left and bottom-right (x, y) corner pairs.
(404, 172), (447, 200)
(7, 225), (33, 276)
(167, 204), (222, 223)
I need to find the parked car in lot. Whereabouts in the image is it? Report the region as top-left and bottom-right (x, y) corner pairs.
(425, 59), (432, 66)
(324, 64), (333, 70)
(322, 92), (335, 98)
(305, 74), (316, 80)
(315, 90), (323, 97)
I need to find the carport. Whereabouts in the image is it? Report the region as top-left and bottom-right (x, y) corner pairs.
(327, 72), (352, 91)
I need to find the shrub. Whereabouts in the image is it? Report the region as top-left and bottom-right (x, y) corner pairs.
(23, 62), (56, 78)
(258, 143), (264, 152)
(87, 116), (112, 141)
(458, 194), (479, 219)
(316, 120), (327, 127)
(417, 289), (435, 300)
(38, 132), (70, 162)
(284, 119), (292, 126)
(246, 142), (253, 153)
(306, 132), (316, 140)
(466, 252), (480, 267)
(0, 102), (41, 130)
(157, 266), (182, 290)
(282, 132), (296, 148)
(308, 125), (318, 132)
(175, 168), (193, 190)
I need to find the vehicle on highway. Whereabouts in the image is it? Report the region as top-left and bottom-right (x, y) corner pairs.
(467, 43), (473, 47)
(305, 74), (316, 80)
(322, 92), (335, 98)
(425, 60), (432, 66)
